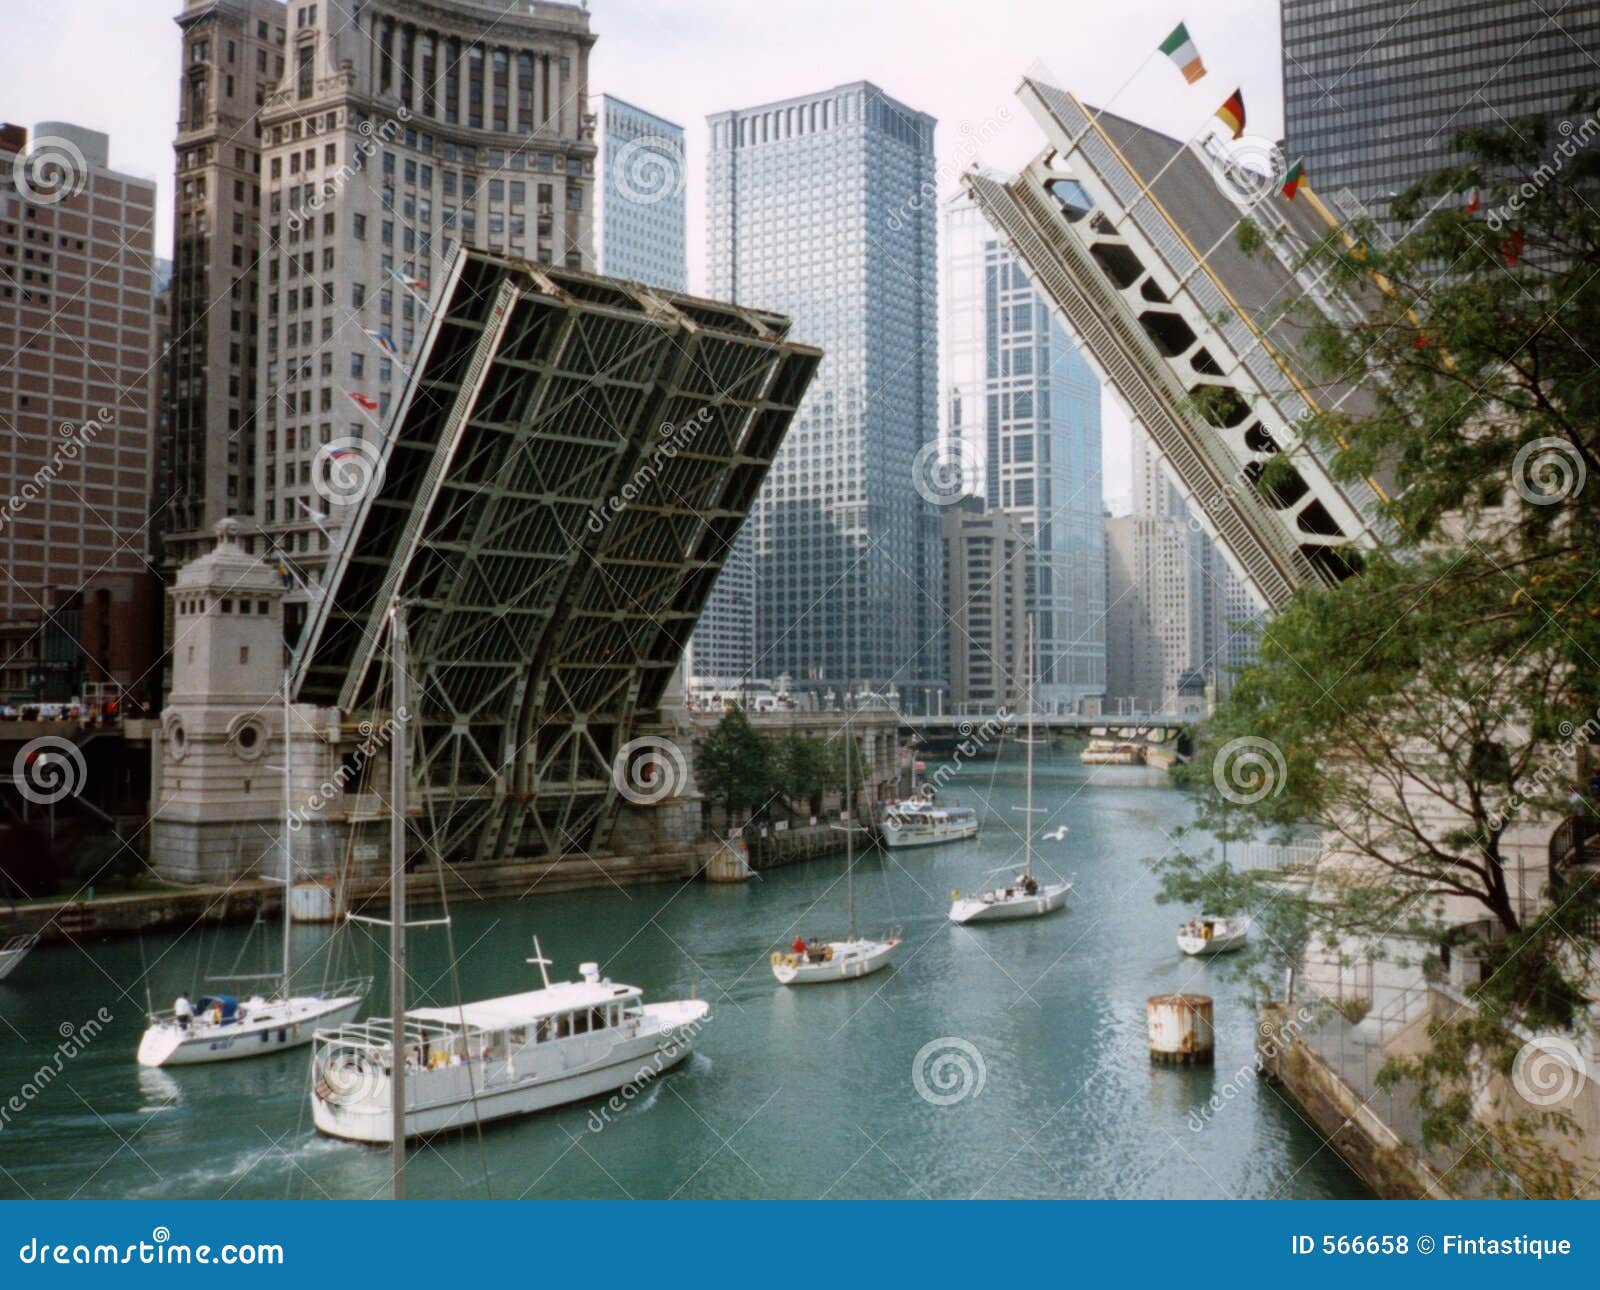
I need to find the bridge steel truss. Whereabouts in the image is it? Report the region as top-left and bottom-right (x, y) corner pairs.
(295, 249), (820, 865)
(964, 80), (1392, 610)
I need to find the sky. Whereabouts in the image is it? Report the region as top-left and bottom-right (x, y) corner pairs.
(1, 0), (1287, 510)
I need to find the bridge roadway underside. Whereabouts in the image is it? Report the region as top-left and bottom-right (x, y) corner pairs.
(295, 249), (820, 867)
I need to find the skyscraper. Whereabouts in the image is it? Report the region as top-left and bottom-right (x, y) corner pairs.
(1282, 0), (1600, 232)
(0, 123), (162, 705)
(164, 0), (285, 571)
(943, 189), (1104, 713)
(166, 0), (598, 644)
(1106, 433), (1261, 712)
(704, 83), (941, 703)
(599, 95), (686, 291)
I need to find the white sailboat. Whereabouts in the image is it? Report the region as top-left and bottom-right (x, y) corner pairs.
(137, 673), (368, 1067)
(772, 709), (899, 984)
(949, 617), (1072, 925)
(311, 609), (708, 1149)
(1177, 914), (1252, 956)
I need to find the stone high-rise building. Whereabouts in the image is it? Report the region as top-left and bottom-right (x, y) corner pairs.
(704, 82), (941, 704)
(942, 500), (1028, 713)
(0, 123), (162, 706)
(166, 0), (597, 642)
(165, 0), (286, 571)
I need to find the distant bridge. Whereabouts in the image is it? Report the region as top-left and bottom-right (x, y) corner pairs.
(899, 712), (1187, 742)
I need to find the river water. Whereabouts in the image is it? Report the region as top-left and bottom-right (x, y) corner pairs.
(0, 758), (1366, 1199)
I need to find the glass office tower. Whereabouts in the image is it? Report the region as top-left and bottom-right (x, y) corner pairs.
(943, 190), (1105, 712)
(704, 82), (941, 703)
(1282, 0), (1600, 233)
(600, 94), (687, 291)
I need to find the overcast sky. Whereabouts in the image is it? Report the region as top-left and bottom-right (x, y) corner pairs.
(2, 0), (1286, 510)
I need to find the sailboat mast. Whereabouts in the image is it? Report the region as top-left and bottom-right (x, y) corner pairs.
(281, 670), (293, 991)
(388, 605), (409, 1197)
(1024, 615), (1034, 881)
(845, 703), (856, 943)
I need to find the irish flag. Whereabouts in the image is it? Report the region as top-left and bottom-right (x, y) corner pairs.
(1281, 159), (1305, 201)
(1215, 89), (1246, 139)
(1159, 22), (1206, 83)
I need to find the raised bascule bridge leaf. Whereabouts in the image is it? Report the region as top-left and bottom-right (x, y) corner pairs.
(964, 78), (1394, 609)
(295, 248), (820, 866)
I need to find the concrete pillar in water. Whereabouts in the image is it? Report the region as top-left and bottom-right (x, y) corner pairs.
(1148, 993), (1214, 1065)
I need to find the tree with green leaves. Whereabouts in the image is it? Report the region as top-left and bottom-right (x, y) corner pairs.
(694, 708), (775, 832)
(1156, 98), (1600, 1196)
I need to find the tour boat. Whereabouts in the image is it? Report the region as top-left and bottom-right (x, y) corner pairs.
(1080, 738), (1145, 765)
(1177, 914), (1252, 956)
(771, 708), (898, 985)
(137, 672), (369, 1067)
(310, 955), (710, 1143)
(949, 617), (1072, 926)
(879, 799), (979, 848)
(0, 933), (36, 983)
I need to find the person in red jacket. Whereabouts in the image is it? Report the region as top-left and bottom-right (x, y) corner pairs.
(791, 935), (807, 956)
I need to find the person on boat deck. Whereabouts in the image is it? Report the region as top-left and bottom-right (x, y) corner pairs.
(174, 991), (193, 1030)
(1021, 875), (1038, 896)
(791, 934), (807, 956)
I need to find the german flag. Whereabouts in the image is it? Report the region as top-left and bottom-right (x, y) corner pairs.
(1215, 89), (1246, 139)
(1281, 159), (1305, 201)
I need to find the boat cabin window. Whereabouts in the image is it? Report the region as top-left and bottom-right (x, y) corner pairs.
(509, 1025), (528, 1046)
(552, 1012), (572, 1039)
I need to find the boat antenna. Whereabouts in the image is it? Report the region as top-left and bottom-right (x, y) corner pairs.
(387, 603), (410, 1199)
(1024, 614), (1035, 881)
(846, 697), (856, 943)
(280, 666), (294, 994)
(526, 935), (554, 989)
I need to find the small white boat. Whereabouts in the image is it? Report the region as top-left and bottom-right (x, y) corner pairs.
(949, 874), (1072, 924)
(137, 982), (368, 1067)
(0, 933), (37, 982)
(137, 672), (370, 1067)
(771, 935), (898, 984)
(879, 800), (979, 848)
(948, 617), (1071, 927)
(310, 959), (709, 1143)
(1177, 914), (1252, 956)
(772, 708), (898, 985)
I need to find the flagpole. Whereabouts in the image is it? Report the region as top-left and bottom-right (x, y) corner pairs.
(1067, 48), (1160, 149)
